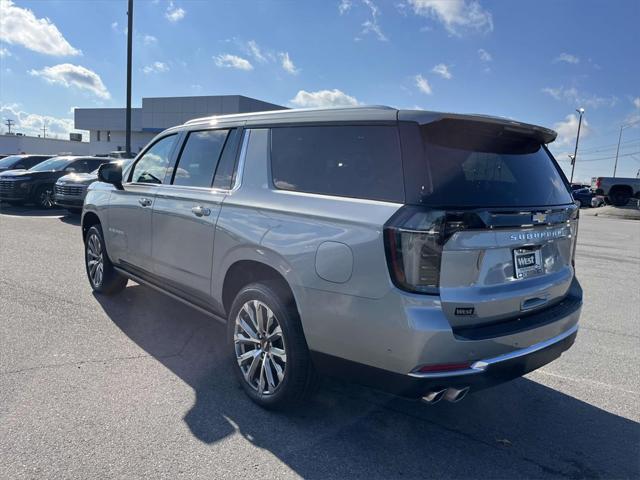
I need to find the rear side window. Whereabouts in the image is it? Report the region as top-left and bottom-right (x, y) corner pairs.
(418, 120), (573, 207)
(212, 129), (241, 190)
(130, 134), (177, 184)
(270, 125), (404, 202)
(173, 129), (229, 188)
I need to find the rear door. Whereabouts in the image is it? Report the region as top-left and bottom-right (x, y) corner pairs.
(151, 128), (241, 300)
(107, 134), (179, 272)
(397, 119), (578, 329)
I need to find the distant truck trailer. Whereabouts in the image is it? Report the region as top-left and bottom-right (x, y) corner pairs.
(591, 176), (640, 206)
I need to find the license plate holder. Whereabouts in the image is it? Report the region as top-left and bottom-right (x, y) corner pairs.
(513, 248), (543, 279)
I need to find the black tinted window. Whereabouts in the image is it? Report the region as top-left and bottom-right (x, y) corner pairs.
(173, 130), (228, 188)
(419, 121), (573, 207)
(271, 126), (404, 202)
(130, 135), (177, 184)
(212, 129), (241, 189)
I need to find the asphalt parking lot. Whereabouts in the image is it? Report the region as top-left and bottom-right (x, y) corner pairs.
(1, 204), (638, 479)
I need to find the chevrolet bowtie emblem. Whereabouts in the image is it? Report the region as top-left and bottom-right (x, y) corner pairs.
(532, 212), (547, 224)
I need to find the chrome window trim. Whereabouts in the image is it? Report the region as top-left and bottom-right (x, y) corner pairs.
(408, 324), (578, 378)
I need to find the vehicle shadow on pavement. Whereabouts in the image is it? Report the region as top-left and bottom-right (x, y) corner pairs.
(0, 203), (64, 217)
(94, 284), (639, 479)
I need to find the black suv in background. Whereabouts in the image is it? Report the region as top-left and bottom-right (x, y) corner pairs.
(0, 156), (110, 209)
(0, 154), (53, 173)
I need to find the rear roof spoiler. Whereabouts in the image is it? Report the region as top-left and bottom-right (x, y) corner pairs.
(398, 110), (557, 144)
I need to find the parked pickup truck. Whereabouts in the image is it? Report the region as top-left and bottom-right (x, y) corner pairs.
(591, 176), (640, 206)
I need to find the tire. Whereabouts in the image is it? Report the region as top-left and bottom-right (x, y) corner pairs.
(228, 282), (317, 409)
(609, 190), (631, 207)
(34, 184), (56, 209)
(84, 224), (127, 295)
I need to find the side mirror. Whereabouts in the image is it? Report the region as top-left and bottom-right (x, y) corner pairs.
(98, 162), (123, 190)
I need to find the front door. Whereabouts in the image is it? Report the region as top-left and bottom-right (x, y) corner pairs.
(107, 133), (179, 273)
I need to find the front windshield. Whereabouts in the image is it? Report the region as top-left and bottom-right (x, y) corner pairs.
(29, 157), (73, 172)
(0, 155), (24, 168)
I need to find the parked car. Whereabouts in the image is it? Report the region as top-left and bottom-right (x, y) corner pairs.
(54, 159), (133, 214)
(572, 187), (593, 208)
(591, 176), (640, 206)
(0, 156), (111, 208)
(0, 154), (53, 173)
(82, 106), (581, 409)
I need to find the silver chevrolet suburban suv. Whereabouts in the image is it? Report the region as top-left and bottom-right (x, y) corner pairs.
(82, 106), (582, 409)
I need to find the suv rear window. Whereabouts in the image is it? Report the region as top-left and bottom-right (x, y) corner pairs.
(270, 125), (404, 203)
(418, 120), (573, 207)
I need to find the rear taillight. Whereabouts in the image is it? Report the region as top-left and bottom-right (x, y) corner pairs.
(384, 207), (451, 295)
(569, 208), (580, 267)
(595, 177), (602, 188)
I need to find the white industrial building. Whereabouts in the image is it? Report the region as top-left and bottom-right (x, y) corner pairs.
(0, 133), (90, 156)
(74, 95), (285, 155)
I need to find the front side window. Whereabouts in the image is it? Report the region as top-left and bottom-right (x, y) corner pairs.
(172, 129), (229, 188)
(130, 134), (177, 184)
(270, 125), (404, 202)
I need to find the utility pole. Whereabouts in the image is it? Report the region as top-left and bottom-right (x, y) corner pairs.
(613, 123), (630, 178)
(570, 107), (585, 183)
(4, 119), (14, 134)
(42, 123), (47, 139)
(125, 0), (133, 157)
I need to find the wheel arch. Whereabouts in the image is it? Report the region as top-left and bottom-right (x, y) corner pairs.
(221, 259), (301, 320)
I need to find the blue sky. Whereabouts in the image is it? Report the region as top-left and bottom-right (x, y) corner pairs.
(1, 0), (639, 181)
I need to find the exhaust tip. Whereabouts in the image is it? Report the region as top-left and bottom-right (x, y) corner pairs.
(444, 386), (470, 403)
(421, 388), (447, 404)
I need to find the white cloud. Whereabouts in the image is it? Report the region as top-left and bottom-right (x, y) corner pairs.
(554, 52), (580, 64)
(414, 74), (432, 94)
(279, 52), (299, 75)
(111, 21), (119, 31)
(542, 86), (617, 109)
(633, 97), (640, 109)
(432, 63), (452, 79)
(0, 0), (81, 56)
(0, 103), (86, 138)
(213, 54), (253, 71)
(407, 0), (493, 35)
(553, 113), (590, 147)
(290, 89), (359, 108)
(340, 0), (387, 41)
(29, 64), (110, 99)
(478, 48), (492, 62)
(0, 46), (10, 57)
(143, 34), (158, 46)
(246, 40), (268, 63)
(165, 1), (185, 22)
(361, 0), (387, 41)
(339, 0), (352, 14)
(142, 61), (169, 74)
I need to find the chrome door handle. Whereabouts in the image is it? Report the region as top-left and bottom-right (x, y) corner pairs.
(191, 205), (211, 217)
(138, 197), (152, 207)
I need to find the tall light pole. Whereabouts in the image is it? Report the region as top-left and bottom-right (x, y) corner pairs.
(570, 107), (584, 183)
(125, 0), (133, 157)
(613, 123), (632, 178)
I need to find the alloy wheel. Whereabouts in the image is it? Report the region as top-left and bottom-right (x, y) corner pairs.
(40, 189), (54, 209)
(234, 300), (287, 396)
(86, 233), (104, 287)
